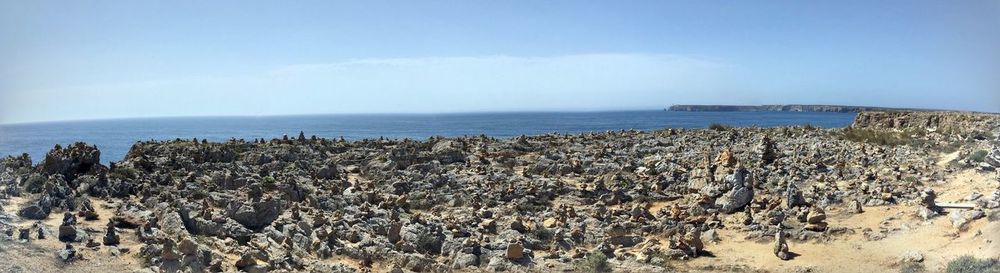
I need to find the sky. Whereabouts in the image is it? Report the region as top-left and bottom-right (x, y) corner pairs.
(1, 1), (998, 124)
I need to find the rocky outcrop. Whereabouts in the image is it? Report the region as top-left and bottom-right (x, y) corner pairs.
(0, 110), (996, 272)
(668, 104), (929, 113)
(38, 142), (103, 181)
(852, 111), (1000, 134)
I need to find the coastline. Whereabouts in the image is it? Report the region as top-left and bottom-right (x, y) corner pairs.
(0, 110), (997, 272)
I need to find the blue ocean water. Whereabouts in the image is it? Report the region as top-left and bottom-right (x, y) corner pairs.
(0, 111), (856, 163)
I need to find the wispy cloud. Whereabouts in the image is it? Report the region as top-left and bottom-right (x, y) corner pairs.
(1, 53), (734, 123)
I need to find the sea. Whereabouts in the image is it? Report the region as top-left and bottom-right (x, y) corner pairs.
(0, 111), (857, 164)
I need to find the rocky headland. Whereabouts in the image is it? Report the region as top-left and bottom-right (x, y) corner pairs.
(667, 105), (935, 113)
(1, 111), (999, 273)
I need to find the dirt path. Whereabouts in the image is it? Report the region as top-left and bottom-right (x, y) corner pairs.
(937, 150), (961, 167)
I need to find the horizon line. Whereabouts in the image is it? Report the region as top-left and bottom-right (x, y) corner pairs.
(0, 107), (672, 126)
(4, 104), (992, 126)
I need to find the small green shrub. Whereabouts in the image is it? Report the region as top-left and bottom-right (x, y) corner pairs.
(708, 123), (732, 131)
(646, 250), (676, 268)
(938, 142), (963, 153)
(899, 261), (925, 273)
(988, 210), (1000, 222)
(529, 225), (554, 242)
(110, 166), (139, 179)
(575, 252), (612, 272)
(839, 128), (914, 146)
(968, 150), (989, 163)
(945, 255), (1000, 273)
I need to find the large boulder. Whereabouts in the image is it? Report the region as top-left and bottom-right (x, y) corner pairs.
(715, 169), (753, 213)
(18, 203), (50, 220)
(430, 140), (466, 164)
(39, 142), (103, 180)
(226, 199), (284, 230)
(58, 225), (89, 242)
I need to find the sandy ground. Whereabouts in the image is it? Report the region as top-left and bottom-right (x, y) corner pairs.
(0, 197), (145, 273)
(678, 154), (999, 273)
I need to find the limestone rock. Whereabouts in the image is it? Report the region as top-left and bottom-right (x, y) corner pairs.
(774, 231), (790, 260)
(506, 243), (524, 260)
(57, 243), (77, 262)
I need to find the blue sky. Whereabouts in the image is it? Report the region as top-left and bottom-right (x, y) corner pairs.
(1, 1), (998, 123)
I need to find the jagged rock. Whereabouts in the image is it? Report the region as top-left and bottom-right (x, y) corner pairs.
(388, 222), (402, 243)
(431, 140), (466, 164)
(774, 231), (790, 260)
(715, 169), (753, 213)
(453, 253), (480, 268)
(235, 253), (257, 270)
(161, 239), (181, 261)
(680, 227), (704, 257)
(701, 229), (720, 244)
(226, 199), (284, 230)
(850, 199), (864, 213)
(948, 209), (986, 229)
(177, 237), (199, 255)
(784, 183), (805, 209)
(920, 188), (937, 209)
(918, 206), (938, 220)
(39, 142), (103, 180)
(59, 225), (90, 243)
(18, 228), (30, 242)
(112, 209), (149, 228)
(898, 250), (924, 263)
(716, 149), (736, 167)
(158, 211), (188, 236)
(400, 223), (445, 254)
(18, 204), (50, 220)
(103, 225), (121, 246)
(57, 243), (77, 262)
(505, 243), (524, 260)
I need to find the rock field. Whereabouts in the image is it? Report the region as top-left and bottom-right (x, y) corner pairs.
(1, 111), (999, 273)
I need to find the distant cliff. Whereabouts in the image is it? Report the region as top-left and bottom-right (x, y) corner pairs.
(667, 104), (929, 113)
(851, 111), (1000, 132)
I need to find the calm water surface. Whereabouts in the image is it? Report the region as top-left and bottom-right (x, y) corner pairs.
(0, 111), (856, 163)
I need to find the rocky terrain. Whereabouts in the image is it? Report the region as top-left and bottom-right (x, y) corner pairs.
(668, 104), (934, 113)
(1, 111), (999, 273)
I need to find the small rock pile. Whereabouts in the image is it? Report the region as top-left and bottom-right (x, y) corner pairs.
(0, 111), (996, 272)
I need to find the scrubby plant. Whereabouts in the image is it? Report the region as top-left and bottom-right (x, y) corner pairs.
(938, 141), (963, 153)
(988, 210), (1000, 222)
(708, 123), (732, 131)
(575, 252), (612, 272)
(646, 250), (676, 268)
(899, 261), (925, 273)
(945, 255), (1000, 273)
(529, 225), (554, 242)
(839, 128), (914, 146)
(968, 150), (989, 163)
(109, 166), (139, 179)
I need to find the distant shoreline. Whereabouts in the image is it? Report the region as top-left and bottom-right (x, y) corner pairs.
(667, 104), (938, 113)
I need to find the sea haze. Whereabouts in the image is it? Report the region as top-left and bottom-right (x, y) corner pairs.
(0, 111), (856, 163)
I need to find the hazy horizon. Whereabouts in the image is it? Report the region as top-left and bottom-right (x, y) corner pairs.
(2, 1), (998, 124)
(0, 104), (984, 127)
